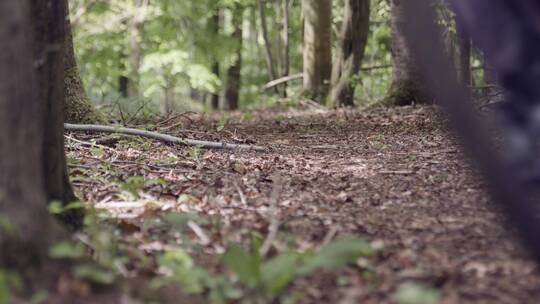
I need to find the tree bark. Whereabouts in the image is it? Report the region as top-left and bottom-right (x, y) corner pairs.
(258, 0), (280, 95)
(225, 5), (243, 111)
(31, 0), (85, 230)
(0, 3), (89, 294)
(301, 0), (333, 103)
(0, 0), (63, 271)
(64, 1), (104, 124)
(328, 0), (370, 107)
(128, 0), (147, 98)
(281, 0), (290, 98)
(456, 20), (471, 86)
(210, 10), (221, 110)
(386, 0), (430, 106)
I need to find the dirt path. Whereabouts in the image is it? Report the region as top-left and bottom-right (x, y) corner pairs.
(68, 105), (540, 303)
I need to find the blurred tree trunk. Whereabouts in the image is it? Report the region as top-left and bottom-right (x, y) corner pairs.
(456, 21), (471, 86)
(64, 2), (104, 123)
(210, 10), (221, 110)
(128, 0), (147, 98)
(328, 0), (370, 107)
(119, 20), (130, 98)
(302, 0), (332, 103)
(385, 0), (430, 106)
(0, 0), (83, 284)
(281, 0), (290, 97)
(482, 58), (498, 96)
(225, 5), (243, 111)
(258, 0), (280, 95)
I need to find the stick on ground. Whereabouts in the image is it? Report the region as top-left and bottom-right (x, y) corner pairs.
(64, 123), (266, 151)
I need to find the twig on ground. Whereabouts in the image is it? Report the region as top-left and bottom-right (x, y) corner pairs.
(235, 184), (248, 205)
(260, 176), (282, 257)
(322, 226), (339, 246)
(65, 123), (266, 151)
(187, 221), (211, 246)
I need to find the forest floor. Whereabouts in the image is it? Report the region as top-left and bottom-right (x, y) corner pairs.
(66, 103), (540, 304)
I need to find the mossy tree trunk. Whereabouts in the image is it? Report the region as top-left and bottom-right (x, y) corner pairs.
(328, 0), (370, 107)
(64, 1), (103, 124)
(385, 0), (430, 106)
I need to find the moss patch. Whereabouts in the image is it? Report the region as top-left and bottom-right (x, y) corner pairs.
(64, 67), (104, 124)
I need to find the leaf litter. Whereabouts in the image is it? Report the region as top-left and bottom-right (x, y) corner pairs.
(65, 105), (540, 303)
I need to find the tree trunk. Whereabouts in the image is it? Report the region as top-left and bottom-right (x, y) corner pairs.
(328, 0), (370, 107)
(482, 57), (498, 96)
(281, 0), (290, 98)
(0, 2), (90, 293)
(225, 5), (243, 111)
(385, 0), (430, 106)
(210, 10), (221, 110)
(64, 2), (104, 124)
(0, 0), (65, 272)
(301, 0), (332, 103)
(456, 21), (471, 86)
(128, 0), (147, 98)
(119, 20), (130, 98)
(32, 0), (85, 230)
(258, 0), (280, 95)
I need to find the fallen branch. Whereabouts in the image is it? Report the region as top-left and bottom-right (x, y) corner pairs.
(263, 73), (304, 90)
(263, 65), (394, 91)
(64, 123), (266, 151)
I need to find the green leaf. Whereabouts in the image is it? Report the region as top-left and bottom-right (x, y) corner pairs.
(261, 253), (299, 296)
(49, 241), (85, 259)
(47, 201), (64, 214)
(30, 290), (50, 304)
(394, 283), (440, 304)
(0, 216), (16, 237)
(73, 264), (115, 285)
(164, 212), (208, 226)
(0, 271), (21, 303)
(299, 238), (374, 275)
(119, 176), (145, 198)
(157, 250), (206, 294)
(223, 244), (261, 286)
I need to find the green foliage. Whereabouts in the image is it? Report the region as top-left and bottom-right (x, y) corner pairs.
(221, 236), (373, 302)
(49, 241), (85, 259)
(0, 270), (21, 304)
(394, 283), (440, 304)
(119, 176), (146, 198)
(73, 264), (116, 285)
(0, 216), (16, 238)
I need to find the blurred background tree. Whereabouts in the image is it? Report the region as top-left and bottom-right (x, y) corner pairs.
(67, 0), (494, 121)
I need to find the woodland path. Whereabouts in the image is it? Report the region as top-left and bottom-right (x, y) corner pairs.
(67, 105), (540, 303)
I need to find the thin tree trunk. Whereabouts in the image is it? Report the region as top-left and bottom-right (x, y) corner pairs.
(64, 1), (103, 123)
(225, 5), (243, 111)
(128, 0), (147, 98)
(281, 0), (290, 98)
(210, 10), (221, 110)
(386, 0), (430, 106)
(119, 20), (130, 97)
(482, 57), (498, 96)
(328, 0), (370, 107)
(456, 21), (471, 86)
(258, 0), (280, 95)
(301, 0), (333, 103)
